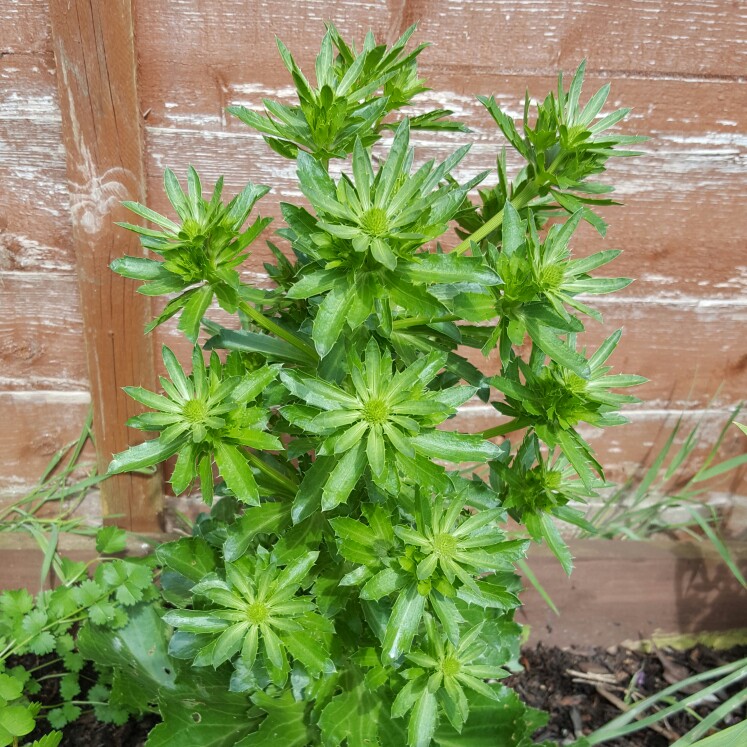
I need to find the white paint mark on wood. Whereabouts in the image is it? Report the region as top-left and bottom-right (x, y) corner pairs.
(2, 391), (91, 404)
(55, 39), (135, 236)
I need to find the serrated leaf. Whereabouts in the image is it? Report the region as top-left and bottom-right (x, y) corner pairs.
(96, 526), (127, 555)
(318, 677), (382, 747)
(214, 442), (260, 506)
(108, 438), (182, 475)
(321, 441), (367, 510)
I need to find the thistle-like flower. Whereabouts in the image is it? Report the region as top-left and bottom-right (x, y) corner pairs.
(281, 121), (494, 356)
(108, 345), (281, 505)
(163, 552), (331, 685)
(393, 617), (509, 742)
(488, 331), (646, 488)
(111, 169), (270, 341)
(281, 339), (500, 509)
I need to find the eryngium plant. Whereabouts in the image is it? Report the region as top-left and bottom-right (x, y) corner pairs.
(107, 24), (645, 746)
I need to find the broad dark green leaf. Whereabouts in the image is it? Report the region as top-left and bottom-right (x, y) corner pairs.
(224, 503), (291, 562)
(318, 677), (382, 747)
(312, 282), (354, 357)
(156, 537), (218, 582)
(280, 630), (333, 675)
(177, 284), (214, 343)
(402, 254), (500, 286)
(214, 442), (260, 506)
(236, 691), (308, 747)
(321, 441), (367, 511)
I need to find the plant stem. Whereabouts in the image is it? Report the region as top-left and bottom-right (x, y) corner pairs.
(238, 300), (317, 361)
(453, 182), (539, 254)
(481, 418), (532, 439)
(392, 315), (460, 330)
(243, 450), (298, 495)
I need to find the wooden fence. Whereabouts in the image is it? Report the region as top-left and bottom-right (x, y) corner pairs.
(1, 1), (745, 532)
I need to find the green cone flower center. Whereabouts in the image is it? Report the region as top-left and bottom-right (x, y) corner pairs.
(360, 207), (389, 237)
(362, 398), (389, 425)
(432, 533), (457, 558)
(441, 654), (461, 677)
(246, 602), (269, 625)
(182, 399), (209, 423)
(565, 374), (587, 394)
(540, 264), (565, 289)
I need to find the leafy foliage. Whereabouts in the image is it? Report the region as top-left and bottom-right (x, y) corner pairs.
(228, 24), (465, 163)
(0, 529), (158, 742)
(101, 25), (646, 747)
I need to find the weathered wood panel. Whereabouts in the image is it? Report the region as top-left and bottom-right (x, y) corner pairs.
(140, 126), (746, 300)
(134, 0), (747, 81)
(0, 273), (87, 390)
(518, 540), (747, 647)
(49, 0), (163, 532)
(0, 0), (52, 55)
(1, 1), (745, 518)
(0, 58), (73, 268)
(0, 392), (94, 500)
(3, 270), (746, 407)
(1, 389), (741, 500)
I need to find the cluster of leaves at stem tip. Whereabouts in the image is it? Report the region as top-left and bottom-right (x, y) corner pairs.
(105, 22), (646, 747)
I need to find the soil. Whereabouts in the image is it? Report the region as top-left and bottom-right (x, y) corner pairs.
(14, 644), (747, 745)
(505, 643), (747, 746)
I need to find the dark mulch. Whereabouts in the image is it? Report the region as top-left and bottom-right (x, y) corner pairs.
(13, 644), (747, 745)
(505, 643), (747, 746)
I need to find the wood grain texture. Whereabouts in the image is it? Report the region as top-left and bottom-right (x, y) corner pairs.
(140, 126), (747, 300)
(3, 273), (745, 406)
(1, 1), (745, 513)
(2, 393), (741, 511)
(0, 534), (743, 647)
(133, 0), (747, 80)
(518, 540), (747, 647)
(48, 0), (163, 531)
(0, 0), (53, 56)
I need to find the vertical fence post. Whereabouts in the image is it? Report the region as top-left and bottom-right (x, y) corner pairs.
(49, 0), (163, 531)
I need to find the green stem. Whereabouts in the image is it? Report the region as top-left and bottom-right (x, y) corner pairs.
(244, 450), (298, 495)
(392, 315), (460, 330)
(0, 612), (89, 661)
(453, 182), (539, 254)
(481, 418), (532, 439)
(238, 301), (317, 361)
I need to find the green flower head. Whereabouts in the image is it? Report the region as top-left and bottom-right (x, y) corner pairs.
(112, 168), (270, 341)
(109, 345), (281, 505)
(163, 551), (331, 685)
(393, 616), (509, 740)
(489, 330), (646, 488)
(291, 119), (478, 273)
(281, 339), (499, 509)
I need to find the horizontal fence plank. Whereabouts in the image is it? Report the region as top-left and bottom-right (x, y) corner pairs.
(3, 272), (746, 405)
(0, 273), (87, 390)
(0, 57), (72, 268)
(3, 56), (745, 298)
(0, 0), (52, 55)
(518, 540), (747, 646)
(141, 126), (746, 300)
(0, 392), (94, 500)
(2, 394), (743, 505)
(134, 0), (747, 81)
